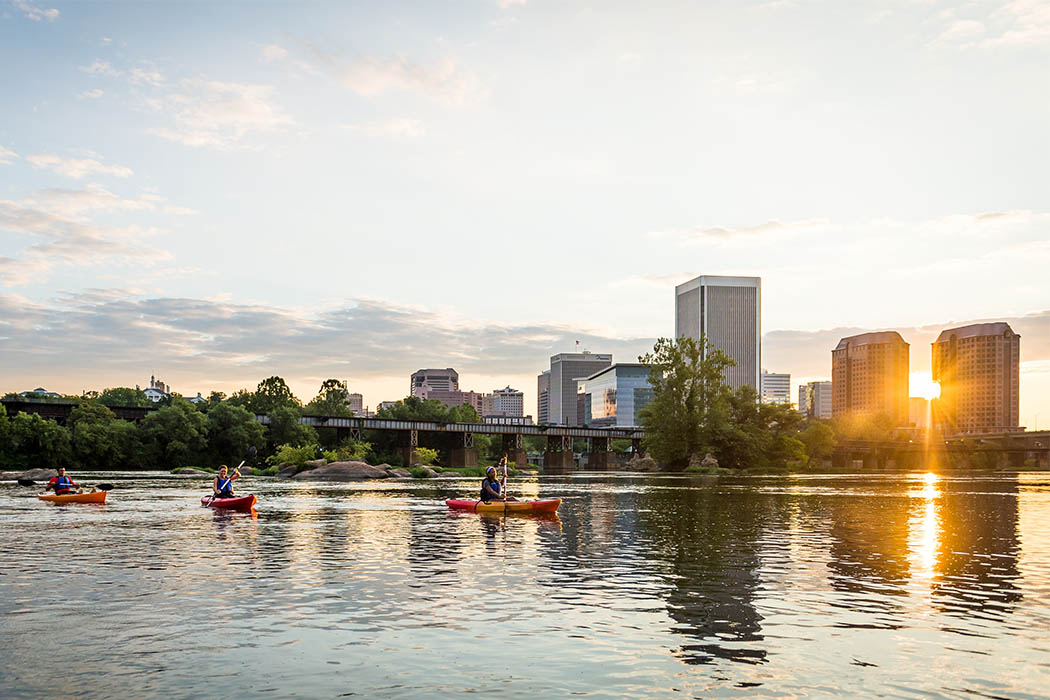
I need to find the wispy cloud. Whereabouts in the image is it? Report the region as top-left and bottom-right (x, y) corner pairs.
(80, 59), (119, 77)
(341, 118), (425, 139)
(11, 0), (58, 21)
(308, 48), (484, 106)
(651, 218), (831, 242)
(0, 145), (17, 164)
(128, 66), (165, 87)
(261, 44), (288, 62)
(79, 88), (104, 99)
(932, 0), (1050, 48)
(25, 153), (133, 179)
(146, 78), (293, 149)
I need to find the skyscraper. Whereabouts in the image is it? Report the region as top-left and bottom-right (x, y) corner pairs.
(932, 322), (1020, 435)
(410, 368), (459, 397)
(799, 380), (833, 419)
(831, 331), (909, 425)
(547, 351), (612, 426)
(537, 370), (550, 425)
(760, 370), (791, 405)
(675, 275), (761, 390)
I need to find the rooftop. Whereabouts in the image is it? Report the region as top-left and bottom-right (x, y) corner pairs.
(834, 331), (907, 351)
(935, 322), (1018, 343)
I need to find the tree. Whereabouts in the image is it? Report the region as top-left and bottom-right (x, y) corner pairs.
(205, 402), (266, 465)
(7, 413), (71, 469)
(98, 387), (151, 408)
(138, 398), (207, 469)
(69, 401), (139, 470)
(800, 421), (836, 466)
(233, 376), (301, 415)
(304, 379), (351, 417)
(266, 404), (317, 452)
(638, 336), (734, 470)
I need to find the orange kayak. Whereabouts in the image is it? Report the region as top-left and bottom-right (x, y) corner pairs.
(38, 491), (107, 504)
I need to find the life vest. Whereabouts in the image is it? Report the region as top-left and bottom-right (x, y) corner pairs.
(480, 478), (500, 501)
(54, 475), (75, 494)
(216, 476), (233, 496)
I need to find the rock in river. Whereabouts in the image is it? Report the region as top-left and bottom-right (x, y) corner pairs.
(18, 468), (57, 481)
(171, 467), (213, 477)
(292, 461), (389, 481)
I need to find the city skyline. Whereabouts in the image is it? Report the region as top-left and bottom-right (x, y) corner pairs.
(1, 1), (1048, 428)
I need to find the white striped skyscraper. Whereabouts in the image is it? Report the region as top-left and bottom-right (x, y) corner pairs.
(675, 275), (762, 391)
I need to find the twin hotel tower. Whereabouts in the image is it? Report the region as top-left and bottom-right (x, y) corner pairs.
(668, 276), (1020, 437)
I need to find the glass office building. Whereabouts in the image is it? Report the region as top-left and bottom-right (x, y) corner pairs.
(577, 363), (654, 428)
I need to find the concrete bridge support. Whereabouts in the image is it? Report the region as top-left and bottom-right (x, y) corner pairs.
(501, 433), (528, 468)
(450, 432), (479, 468)
(631, 438), (645, 457)
(544, 435), (573, 472)
(585, 436), (613, 471)
(398, 429), (418, 467)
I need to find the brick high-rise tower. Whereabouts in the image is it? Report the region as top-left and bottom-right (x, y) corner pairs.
(932, 323), (1020, 435)
(832, 331), (910, 425)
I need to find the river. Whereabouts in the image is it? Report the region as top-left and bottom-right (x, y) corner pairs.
(1, 471), (1048, 699)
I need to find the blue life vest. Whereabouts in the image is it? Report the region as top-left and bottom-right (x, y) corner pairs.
(216, 476), (233, 497)
(480, 477), (501, 501)
(54, 475), (75, 494)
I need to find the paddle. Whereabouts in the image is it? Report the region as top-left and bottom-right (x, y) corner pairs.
(18, 478), (114, 490)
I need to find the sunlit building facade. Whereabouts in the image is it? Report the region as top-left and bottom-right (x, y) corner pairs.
(760, 370), (791, 405)
(799, 380), (832, 419)
(537, 370), (550, 425)
(577, 363), (654, 428)
(674, 275), (761, 391)
(831, 331), (909, 425)
(932, 322), (1020, 435)
(410, 368), (459, 398)
(483, 386), (524, 418)
(547, 351), (612, 426)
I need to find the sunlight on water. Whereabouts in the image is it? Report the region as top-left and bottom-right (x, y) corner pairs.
(907, 472), (941, 585)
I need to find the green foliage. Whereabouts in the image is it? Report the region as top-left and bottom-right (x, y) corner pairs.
(205, 402), (265, 466)
(138, 398), (208, 470)
(69, 401), (139, 469)
(229, 376), (301, 415)
(322, 440), (372, 463)
(799, 420), (837, 466)
(304, 379), (352, 417)
(407, 466), (432, 478)
(415, 447), (438, 466)
(266, 405), (317, 452)
(267, 443), (320, 468)
(253, 465), (281, 476)
(639, 336), (734, 470)
(5, 412), (71, 469)
(97, 387), (151, 408)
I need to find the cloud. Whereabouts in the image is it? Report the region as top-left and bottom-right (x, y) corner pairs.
(80, 60), (119, 77)
(341, 118), (425, 139)
(25, 153), (133, 179)
(128, 67), (165, 86)
(18, 185), (192, 219)
(308, 48), (484, 106)
(497, 0), (527, 7)
(0, 294), (656, 385)
(932, 0), (1050, 48)
(79, 88), (104, 99)
(145, 78), (293, 149)
(652, 218), (831, 242)
(261, 44), (288, 62)
(11, 0), (58, 21)
(0, 145), (17, 164)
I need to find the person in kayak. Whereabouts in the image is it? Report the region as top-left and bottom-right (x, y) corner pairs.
(212, 465), (241, 499)
(480, 466), (504, 503)
(48, 467), (80, 495)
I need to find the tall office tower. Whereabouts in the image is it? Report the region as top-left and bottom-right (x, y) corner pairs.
(675, 275), (761, 390)
(932, 322), (1020, 435)
(483, 386), (524, 418)
(760, 370), (791, 405)
(537, 370), (551, 425)
(831, 331), (910, 425)
(547, 351), (612, 426)
(347, 392), (364, 415)
(799, 380), (833, 419)
(410, 368), (459, 398)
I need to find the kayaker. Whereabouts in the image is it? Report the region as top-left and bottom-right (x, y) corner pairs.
(212, 465), (240, 499)
(480, 466), (505, 503)
(47, 467), (80, 495)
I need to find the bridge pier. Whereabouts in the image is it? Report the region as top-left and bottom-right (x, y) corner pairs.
(544, 435), (573, 472)
(450, 432), (478, 468)
(585, 436), (612, 471)
(501, 433), (527, 468)
(631, 438), (645, 457)
(398, 429), (418, 467)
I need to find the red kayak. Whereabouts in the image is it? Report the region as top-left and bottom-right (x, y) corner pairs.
(446, 498), (561, 514)
(202, 494), (257, 511)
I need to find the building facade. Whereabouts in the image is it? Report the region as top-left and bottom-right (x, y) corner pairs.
(831, 331), (910, 424)
(760, 370), (791, 405)
(142, 375), (171, 403)
(347, 392), (364, 415)
(483, 386), (524, 418)
(798, 380), (833, 419)
(537, 370), (550, 425)
(674, 275), (761, 391)
(548, 351), (613, 426)
(932, 322), (1021, 435)
(422, 389), (484, 415)
(909, 397), (930, 429)
(410, 368), (459, 398)
(577, 363), (654, 428)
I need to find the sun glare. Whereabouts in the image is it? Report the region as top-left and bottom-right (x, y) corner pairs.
(910, 371), (941, 400)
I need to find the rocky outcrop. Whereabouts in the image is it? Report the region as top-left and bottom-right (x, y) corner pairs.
(238, 466), (255, 475)
(1, 471), (24, 480)
(19, 468), (57, 481)
(700, 453), (719, 469)
(172, 467), (213, 477)
(626, 455), (662, 472)
(292, 461), (390, 481)
(389, 468), (413, 479)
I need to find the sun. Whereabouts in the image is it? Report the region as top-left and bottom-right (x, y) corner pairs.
(910, 371), (941, 400)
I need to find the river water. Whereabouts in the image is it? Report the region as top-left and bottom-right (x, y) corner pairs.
(1, 471), (1048, 699)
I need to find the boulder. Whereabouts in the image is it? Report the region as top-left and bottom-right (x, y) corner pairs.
(19, 468), (57, 481)
(700, 453), (719, 469)
(390, 468), (413, 479)
(292, 461), (389, 481)
(627, 455), (661, 472)
(238, 466), (255, 475)
(1, 471), (24, 480)
(421, 467), (439, 479)
(276, 462), (300, 478)
(305, 459), (326, 469)
(172, 467), (213, 477)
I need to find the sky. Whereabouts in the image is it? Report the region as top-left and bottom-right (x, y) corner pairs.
(0, 0), (1048, 427)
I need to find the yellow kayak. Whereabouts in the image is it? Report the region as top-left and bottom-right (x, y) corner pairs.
(38, 491), (107, 504)
(446, 498), (560, 514)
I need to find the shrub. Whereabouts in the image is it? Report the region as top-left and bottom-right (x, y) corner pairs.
(267, 443), (320, 468)
(414, 447), (438, 466)
(408, 466), (432, 478)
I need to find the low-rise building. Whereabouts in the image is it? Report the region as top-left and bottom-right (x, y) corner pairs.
(483, 386), (524, 418)
(799, 381), (832, 419)
(761, 370), (791, 405)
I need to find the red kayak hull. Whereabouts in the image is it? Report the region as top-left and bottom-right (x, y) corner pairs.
(446, 498), (561, 514)
(202, 494), (257, 510)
